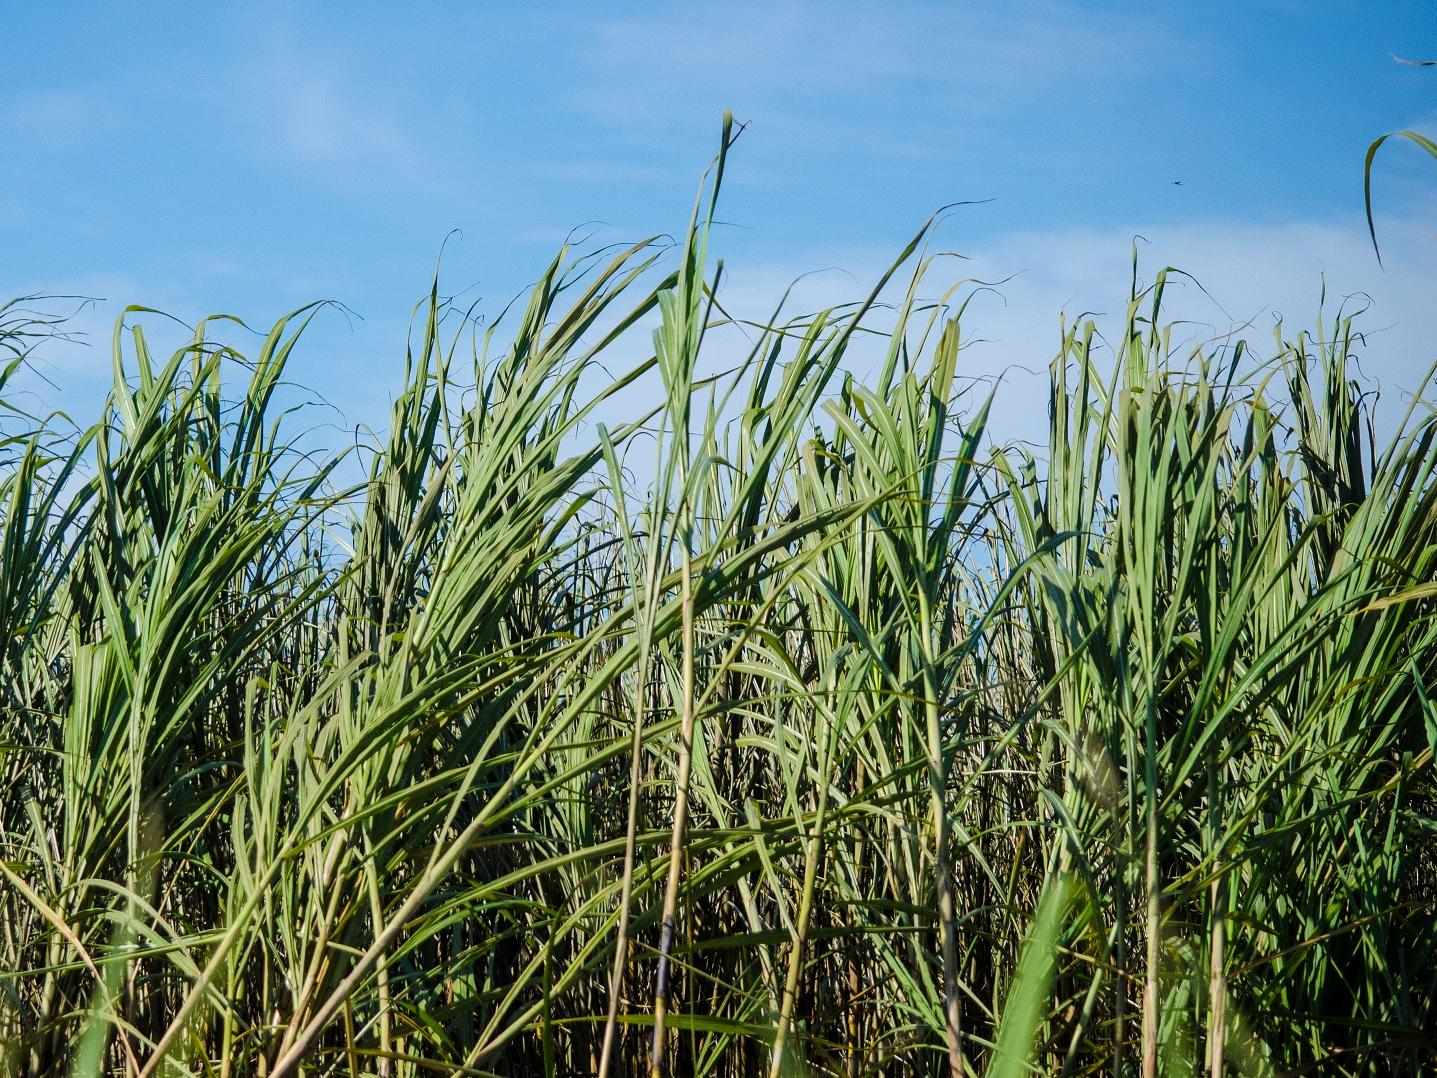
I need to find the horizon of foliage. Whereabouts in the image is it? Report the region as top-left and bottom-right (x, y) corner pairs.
(2, 117), (1435, 1076)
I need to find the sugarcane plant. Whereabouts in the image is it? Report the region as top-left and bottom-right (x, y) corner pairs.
(1, 120), (1434, 1076)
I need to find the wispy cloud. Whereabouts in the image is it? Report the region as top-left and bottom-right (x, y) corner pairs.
(273, 69), (419, 167)
(0, 88), (126, 148)
(553, 0), (1161, 128)
(531, 160), (676, 185)
(228, 34), (473, 202)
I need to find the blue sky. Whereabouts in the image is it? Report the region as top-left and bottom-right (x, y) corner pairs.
(5, 1), (1437, 441)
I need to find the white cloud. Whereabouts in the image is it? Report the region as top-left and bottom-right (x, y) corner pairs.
(709, 213), (1437, 448)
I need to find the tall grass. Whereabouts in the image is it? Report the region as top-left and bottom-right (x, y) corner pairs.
(2, 121), (1435, 1075)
